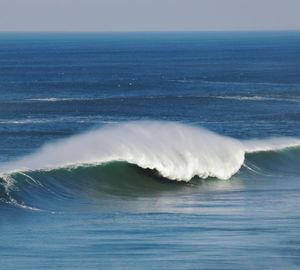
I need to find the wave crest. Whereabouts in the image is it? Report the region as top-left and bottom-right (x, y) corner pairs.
(0, 121), (299, 181)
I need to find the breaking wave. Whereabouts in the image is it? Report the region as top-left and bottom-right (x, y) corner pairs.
(0, 121), (299, 181)
(0, 121), (299, 211)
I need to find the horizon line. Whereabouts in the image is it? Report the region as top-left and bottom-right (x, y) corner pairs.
(0, 29), (300, 34)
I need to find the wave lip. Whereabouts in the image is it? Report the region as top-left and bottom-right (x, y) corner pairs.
(0, 121), (299, 182)
(243, 137), (300, 153)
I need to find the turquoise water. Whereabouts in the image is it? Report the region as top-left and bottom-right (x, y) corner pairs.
(0, 32), (300, 269)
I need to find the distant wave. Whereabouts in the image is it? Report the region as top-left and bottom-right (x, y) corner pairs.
(211, 95), (300, 102)
(169, 78), (300, 87)
(0, 116), (118, 125)
(0, 121), (299, 182)
(20, 95), (300, 104)
(25, 97), (94, 102)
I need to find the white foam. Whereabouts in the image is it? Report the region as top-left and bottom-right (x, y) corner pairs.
(0, 121), (299, 181)
(1, 174), (41, 211)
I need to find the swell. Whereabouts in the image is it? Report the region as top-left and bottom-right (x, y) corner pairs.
(0, 121), (299, 182)
(0, 162), (186, 211)
(1, 148), (300, 211)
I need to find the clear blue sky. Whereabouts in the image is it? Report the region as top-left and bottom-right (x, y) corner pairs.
(0, 0), (300, 32)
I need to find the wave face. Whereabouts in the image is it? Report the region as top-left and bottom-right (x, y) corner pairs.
(0, 121), (299, 182)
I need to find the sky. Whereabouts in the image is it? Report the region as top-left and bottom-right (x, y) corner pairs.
(0, 0), (300, 32)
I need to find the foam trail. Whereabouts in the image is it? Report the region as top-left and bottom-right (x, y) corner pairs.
(0, 121), (299, 181)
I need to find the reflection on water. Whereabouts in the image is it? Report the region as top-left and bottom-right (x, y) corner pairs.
(1, 173), (300, 269)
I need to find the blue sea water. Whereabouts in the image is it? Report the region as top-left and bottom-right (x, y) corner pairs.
(0, 32), (300, 269)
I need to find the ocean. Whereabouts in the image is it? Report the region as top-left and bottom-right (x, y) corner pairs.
(0, 32), (300, 269)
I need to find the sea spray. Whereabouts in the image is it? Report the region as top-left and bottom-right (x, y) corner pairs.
(0, 121), (299, 181)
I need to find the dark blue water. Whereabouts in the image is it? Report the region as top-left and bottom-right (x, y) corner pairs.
(0, 32), (300, 269)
